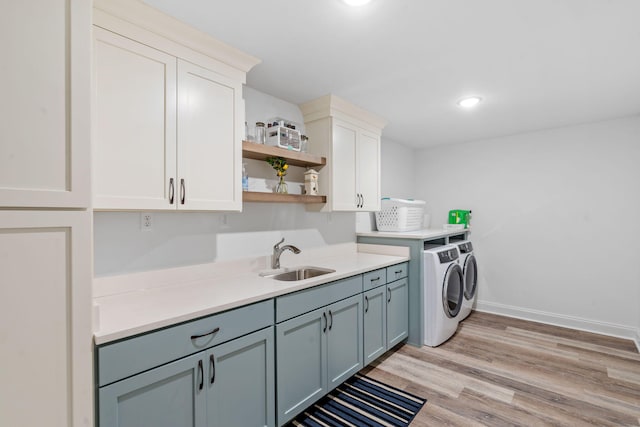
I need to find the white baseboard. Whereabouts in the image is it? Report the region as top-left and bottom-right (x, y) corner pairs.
(476, 300), (639, 348)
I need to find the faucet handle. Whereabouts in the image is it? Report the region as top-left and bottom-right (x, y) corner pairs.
(274, 237), (285, 250)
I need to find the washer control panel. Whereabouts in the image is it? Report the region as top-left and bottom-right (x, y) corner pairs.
(438, 248), (459, 263)
(457, 242), (473, 253)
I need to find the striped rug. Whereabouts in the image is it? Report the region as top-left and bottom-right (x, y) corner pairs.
(289, 373), (426, 426)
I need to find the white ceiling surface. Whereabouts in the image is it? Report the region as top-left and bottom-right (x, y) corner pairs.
(143, 0), (640, 148)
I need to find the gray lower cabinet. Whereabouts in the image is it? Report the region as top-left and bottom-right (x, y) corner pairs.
(363, 285), (387, 365)
(363, 264), (409, 366)
(275, 307), (327, 424)
(97, 300), (275, 427)
(387, 277), (409, 348)
(206, 327), (275, 427)
(276, 293), (363, 425)
(99, 326), (274, 427)
(99, 351), (206, 427)
(326, 294), (364, 390)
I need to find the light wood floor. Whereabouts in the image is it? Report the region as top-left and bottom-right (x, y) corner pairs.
(362, 312), (640, 426)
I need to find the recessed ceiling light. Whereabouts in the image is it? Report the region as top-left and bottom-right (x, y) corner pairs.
(342, 0), (372, 6)
(457, 96), (482, 108)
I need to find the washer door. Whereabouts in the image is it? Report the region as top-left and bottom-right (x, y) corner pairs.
(463, 254), (478, 301)
(442, 263), (463, 318)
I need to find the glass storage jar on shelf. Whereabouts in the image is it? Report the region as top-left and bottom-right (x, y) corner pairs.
(255, 122), (266, 144)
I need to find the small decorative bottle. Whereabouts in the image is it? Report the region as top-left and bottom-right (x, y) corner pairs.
(242, 163), (249, 192)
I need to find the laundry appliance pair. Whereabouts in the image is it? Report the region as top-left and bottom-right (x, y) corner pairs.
(423, 240), (477, 347)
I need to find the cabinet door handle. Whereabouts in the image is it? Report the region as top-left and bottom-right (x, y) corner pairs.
(197, 360), (204, 391)
(180, 178), (186, 204)
(358, 193), (362, 208)
(169, 178), (175, 204)
(323, 311), (327, 333)
(190, 326), (220, 340)
(360, 194), (364, 208)
(365, 295), (369, 313)
(388, 290), (392, 303)
(209, 354), (216, 384)
(328, 310), (333, 330)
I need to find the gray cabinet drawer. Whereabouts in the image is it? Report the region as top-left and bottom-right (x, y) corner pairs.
(363, 268), (387, 291)
(387, 262), (408, 282)
(98, 299), (274, 386)
(276, 275), (363, 323)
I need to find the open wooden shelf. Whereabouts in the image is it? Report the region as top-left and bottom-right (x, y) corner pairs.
(242, 141), (326, 169)
(243, 191), (326, 204)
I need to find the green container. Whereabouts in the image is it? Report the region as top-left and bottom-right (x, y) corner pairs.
(448, 209), (472, 228)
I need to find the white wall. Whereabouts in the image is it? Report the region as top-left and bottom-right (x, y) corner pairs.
(380, 139), (417, 199)
(415, 115), (640, 339)
(94, 87), (355, 277)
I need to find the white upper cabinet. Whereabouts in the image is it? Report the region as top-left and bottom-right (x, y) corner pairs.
(177, 61), (242, 211)
(92, 0), (258, 211)
(0, 0), (90, 208)
(93, 28), (177, 210)
(301, 95), (386, 212)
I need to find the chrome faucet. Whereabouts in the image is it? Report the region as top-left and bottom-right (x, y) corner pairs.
(272, 238), (301, 269)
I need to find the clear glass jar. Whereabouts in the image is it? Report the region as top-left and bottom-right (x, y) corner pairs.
(255, 122), (266, 144)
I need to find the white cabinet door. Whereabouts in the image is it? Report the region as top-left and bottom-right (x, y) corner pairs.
(357, 130), (381, 211)
(331, 120), (358, 211)
(93, 27), (177, 210)
(0, 211), (92, 427)
(0, 0), (90, 208)
(177, 60), (242, 211)
(330, 120), (380, 212)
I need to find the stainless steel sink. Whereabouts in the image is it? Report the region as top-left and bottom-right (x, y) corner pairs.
(269, 266), (335, 281)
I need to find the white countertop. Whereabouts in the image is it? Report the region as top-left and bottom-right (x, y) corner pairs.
(93, 243), (409, 345)
(356, 227), (470, 240)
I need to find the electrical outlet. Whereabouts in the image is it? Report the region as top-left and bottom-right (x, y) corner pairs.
(141, 213), (152, 231)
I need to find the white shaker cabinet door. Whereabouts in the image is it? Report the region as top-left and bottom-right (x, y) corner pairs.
(93, 27), (177, 210)
(176, 60), (242, 211)
(0, 0), (90, 208)
(357, 130), (381, 211)
(0, 211), (92, 427)
(331, 120), (358, 211)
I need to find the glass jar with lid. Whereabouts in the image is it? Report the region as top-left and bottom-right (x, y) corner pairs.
(255, 122), (266, 144)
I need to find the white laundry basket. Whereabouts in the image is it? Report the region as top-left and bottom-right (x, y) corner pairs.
(375, 198), (426, 232)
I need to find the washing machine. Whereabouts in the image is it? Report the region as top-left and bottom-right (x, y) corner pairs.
(455, 240), (478, 321)
(423, 244), (464, 347)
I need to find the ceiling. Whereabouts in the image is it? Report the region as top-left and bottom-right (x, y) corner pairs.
(143, 0), (640, 148)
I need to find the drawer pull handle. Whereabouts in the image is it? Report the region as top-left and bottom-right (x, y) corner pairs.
(395, 270), (402, 274)
(190, 327), (220, 340)
(371, 277), (380, 282)
(323, 312), (327, 333)
(365, 296), (369, 313)
(197, 360), (204, 391)
(209, 354), (216, 384)
(328, 310), (333, 330)
(169, 178), (175, 204)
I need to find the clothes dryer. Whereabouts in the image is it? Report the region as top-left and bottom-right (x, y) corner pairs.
(455, 240), (478, 321)
(423, 244), (464, 347)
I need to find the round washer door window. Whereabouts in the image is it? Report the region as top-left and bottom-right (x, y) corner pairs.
(442, 263), (463, 318)
(463, 255), (478, 300)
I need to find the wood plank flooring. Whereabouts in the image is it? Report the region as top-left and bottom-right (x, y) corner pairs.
(361, 312), (640, 426)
